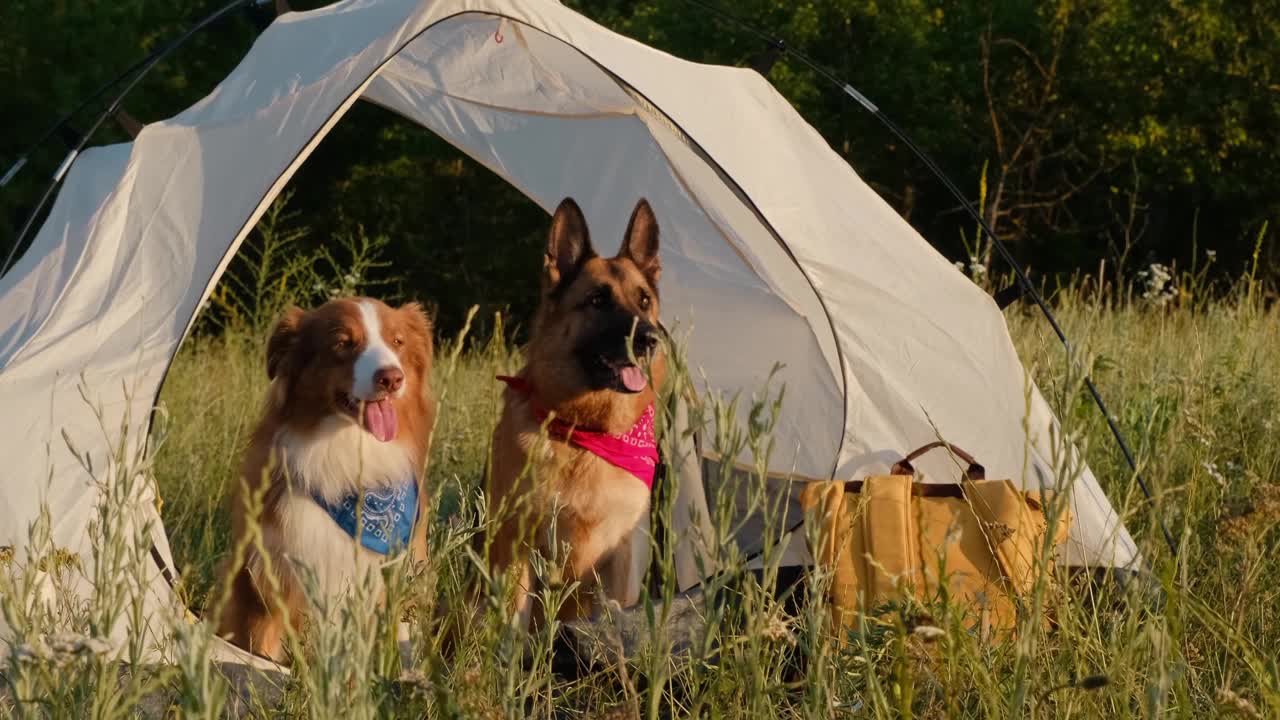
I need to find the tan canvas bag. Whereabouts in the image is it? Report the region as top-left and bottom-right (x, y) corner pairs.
(800, 442), (1071, 635)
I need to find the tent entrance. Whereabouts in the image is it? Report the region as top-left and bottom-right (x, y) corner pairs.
(149, 11), (846, 619)
(177, 12), (847, 487)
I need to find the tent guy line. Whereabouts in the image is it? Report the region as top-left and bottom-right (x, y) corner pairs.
(677, 0), (1178, 559)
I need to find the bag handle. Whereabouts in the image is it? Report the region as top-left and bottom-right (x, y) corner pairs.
(891, 441), (986, 481)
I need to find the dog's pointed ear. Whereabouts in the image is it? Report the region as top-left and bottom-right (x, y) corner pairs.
(266, 306), (304, 380)
(544, 198), (595, 293)
(619, 198), (660, 286)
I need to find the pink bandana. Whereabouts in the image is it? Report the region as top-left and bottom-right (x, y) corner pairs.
(497, 375), (659, 490)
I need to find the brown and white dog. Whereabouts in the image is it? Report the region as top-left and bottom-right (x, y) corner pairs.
(217, 297), (434, 661)
(487, 197), (665, 629)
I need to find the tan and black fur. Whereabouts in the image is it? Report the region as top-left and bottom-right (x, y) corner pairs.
(486, 197), (666, 629)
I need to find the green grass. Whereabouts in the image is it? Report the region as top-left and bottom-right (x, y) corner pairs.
(5, 256), (1280, 717)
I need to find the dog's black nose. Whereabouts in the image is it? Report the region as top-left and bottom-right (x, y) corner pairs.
(633, 323), (659, 354)
(375, 366), (404, 393)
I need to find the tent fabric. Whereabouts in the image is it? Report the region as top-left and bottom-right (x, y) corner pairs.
(0, 0), (1138, 662)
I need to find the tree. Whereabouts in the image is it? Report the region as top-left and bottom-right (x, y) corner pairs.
(2, 0), (1276, 335)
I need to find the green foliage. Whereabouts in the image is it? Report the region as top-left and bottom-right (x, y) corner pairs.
(1, 0), (1278, 335)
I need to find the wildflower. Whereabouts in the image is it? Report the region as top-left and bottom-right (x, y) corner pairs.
(1206, 249), (1217, 262)
(981, 520), (1016, 543)
(1201, 461), (1226, 488)
(14, 636), (54, 662)
(1139, 262), (1176, 307)
(47, 633), (112, 656)
(953, 261), (966, 273)
(761, 613), (796, 645)
(14, 633), (112, 665)
(399, 668), (428, 687)
(1216, 688), (1262, 719)
(911, 624), (945, 642)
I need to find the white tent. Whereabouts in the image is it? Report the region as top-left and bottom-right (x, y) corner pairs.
(0, 0), (1139, 663)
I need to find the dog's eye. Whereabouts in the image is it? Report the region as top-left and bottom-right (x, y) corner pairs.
(589, 289), (611, 308)
(334, 338), (353, 351)
(393, 337), (405, 347)
(638, 292), (651, 311)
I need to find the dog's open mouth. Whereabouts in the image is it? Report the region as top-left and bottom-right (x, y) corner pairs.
(617, 364), (647, 393)
(336, 392), (398, 442)
(589, 356), (648, 394)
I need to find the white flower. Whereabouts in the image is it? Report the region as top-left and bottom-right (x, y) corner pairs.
(15, 633), (111, 664)
(47, 633), (112, 657)
(1206, 250), (1217, 261)
(1201, 461), (1226, 487)
(953, 261), (966, 273)
(761, 614), (796, 645)
(15, 636), (54, 662)
(1139, 262), (1176, 307)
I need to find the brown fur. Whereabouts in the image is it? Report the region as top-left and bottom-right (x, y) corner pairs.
(216, 297), (435, 661)
(486, 198), (666, 629)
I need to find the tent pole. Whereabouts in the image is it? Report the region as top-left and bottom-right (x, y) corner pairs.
(0, 0), (265, 277)
(677, 0), (1179, 559)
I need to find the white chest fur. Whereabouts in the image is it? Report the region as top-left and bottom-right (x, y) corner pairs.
(276, 417), (416, 502)
(264, 418), (418, 600)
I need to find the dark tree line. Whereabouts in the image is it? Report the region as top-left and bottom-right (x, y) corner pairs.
(2, 0), (1276, 333)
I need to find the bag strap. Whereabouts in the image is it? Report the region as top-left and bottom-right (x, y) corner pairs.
(891, 441), (986, 481)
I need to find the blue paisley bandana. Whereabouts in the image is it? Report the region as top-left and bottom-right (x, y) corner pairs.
(312, 480), (419, 556)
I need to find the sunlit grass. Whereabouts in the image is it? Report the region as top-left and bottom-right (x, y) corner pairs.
(4, 222), (1278, 715)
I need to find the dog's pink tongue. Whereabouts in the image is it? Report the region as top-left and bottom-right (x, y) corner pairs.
(619, 365), (648, 393)
(362, 399), (398, 442)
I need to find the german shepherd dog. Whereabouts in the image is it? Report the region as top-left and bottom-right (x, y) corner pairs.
(487, 197), (665, 629)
